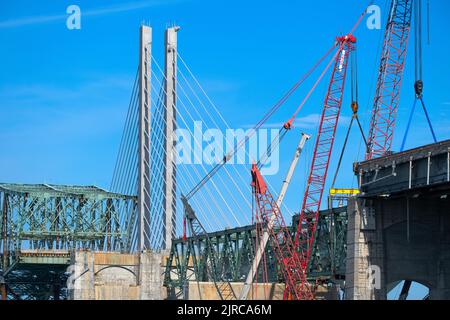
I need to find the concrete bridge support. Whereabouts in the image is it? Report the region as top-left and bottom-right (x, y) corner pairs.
(69, 251), (167, 300)
(345, 140), (450, 300)
(163, 26), (179, 251)
(346, 195), (450, 300)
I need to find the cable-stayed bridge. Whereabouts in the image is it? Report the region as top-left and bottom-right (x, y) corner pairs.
(2, 14), (450, 300)
(0, 24), (346, 300)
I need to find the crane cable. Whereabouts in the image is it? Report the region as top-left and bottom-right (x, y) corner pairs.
(330, 46), (368, 192)
(285, 0), (372, 127)
(401, 0), (437, 152)
(184, 43), (337, 200)
(184, 2), (373, 201)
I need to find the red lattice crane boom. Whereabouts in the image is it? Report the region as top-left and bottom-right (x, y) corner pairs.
(251, 35), (355, 300)
(366, 0), (414, 160)
(251, 164), (314, 300)
(294, 35), (355, 272)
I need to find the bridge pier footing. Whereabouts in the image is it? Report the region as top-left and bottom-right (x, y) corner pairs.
(346, 140), (450, 300)
(345, 192), (450, 300)
(69, 250), (167, 300)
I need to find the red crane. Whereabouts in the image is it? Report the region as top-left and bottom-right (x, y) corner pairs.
(251, 163), (314, 300)
(294, 35), (355, 271)
(251, 35), (356, 300)
(366, 0), (414, 160)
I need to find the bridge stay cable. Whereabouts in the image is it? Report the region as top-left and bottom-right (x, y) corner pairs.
(182, 43), (338, 201)
(151, 57), (245, 230)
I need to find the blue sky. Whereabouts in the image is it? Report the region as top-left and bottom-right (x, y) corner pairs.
(0, 0), (449, 187)
(0, 2), (449, 201)
(1, 0), (448, 299)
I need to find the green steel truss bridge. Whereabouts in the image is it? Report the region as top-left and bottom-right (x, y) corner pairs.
(164, 207), (347, 299)
(0, 182), (347, 300)
(0, 184), (136, 299)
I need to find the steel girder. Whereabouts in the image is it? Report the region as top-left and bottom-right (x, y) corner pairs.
(0, 183), (137, 300)
(164, 207), (347, 296)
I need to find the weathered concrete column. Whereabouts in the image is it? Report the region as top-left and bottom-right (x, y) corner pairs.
(139, 251), (167, 300)
(163, 26), (180, 250)
(69, 250), (95, 300)
(138, 25), (152, 251)
(345, 198), (386, 300)
(70, 251), (165, 300)
(349, 141), (450, 300)
(429, 211), (450, 300)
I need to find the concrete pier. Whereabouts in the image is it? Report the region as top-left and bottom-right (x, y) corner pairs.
(345, 140), (450, 300)
(69, 251), (166, 300)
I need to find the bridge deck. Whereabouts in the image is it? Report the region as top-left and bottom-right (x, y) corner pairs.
(356, 139), (450, 197)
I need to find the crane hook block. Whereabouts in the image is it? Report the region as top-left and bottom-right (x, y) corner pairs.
(351, 101), (359, 114)
(415, 80), (424, 97)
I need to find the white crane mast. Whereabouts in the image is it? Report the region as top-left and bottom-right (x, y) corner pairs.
(239, 133), (311, 300)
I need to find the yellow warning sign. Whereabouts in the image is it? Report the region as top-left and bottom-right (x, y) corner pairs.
(330, 188), (360, 196)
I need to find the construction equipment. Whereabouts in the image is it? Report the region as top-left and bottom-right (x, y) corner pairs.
(179, 45), (338, 300)
(180, 37), (340, 302)
(251, 163), (314, 300)
(400, 0), (437, 151)
(292, 34), (356, 299)
(250, 35), (356, 300)
(239, 133), (310, 300)
(366, 0), (414, 160)
(328, 60), (366, 208)
(181, 7), (367, 300)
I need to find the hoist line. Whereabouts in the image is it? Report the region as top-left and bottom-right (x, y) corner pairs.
(288, 2), (370, 124)
(415, 0), (423, 83)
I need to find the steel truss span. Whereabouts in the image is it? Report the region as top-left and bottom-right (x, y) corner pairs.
(0, 183), (137, 300)
(164, 207), (347, 299)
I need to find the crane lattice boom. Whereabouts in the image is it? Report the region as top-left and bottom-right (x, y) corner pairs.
(366, 0), (414, 160)
(251, 164), (314, 300)
(294, 35), (355, 273)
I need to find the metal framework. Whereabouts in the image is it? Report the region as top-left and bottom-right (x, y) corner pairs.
(366, 0), (414, 160)
(164, 207), (348, 299)
(240, 133), (310, 300)
(0, 183), (137, 300)
(251, 164), (313, 299)
(294, 35), (355, 277)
